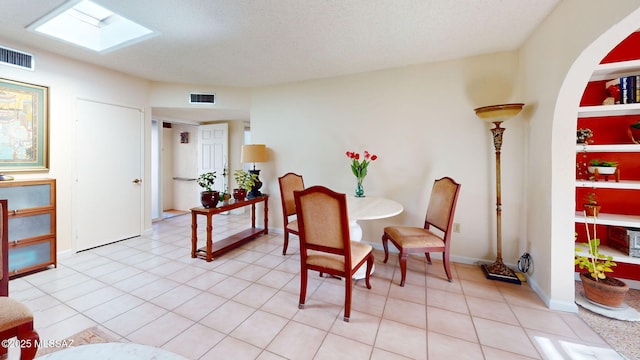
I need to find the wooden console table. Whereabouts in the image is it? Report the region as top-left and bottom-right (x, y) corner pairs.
(190, 195), (268, 261)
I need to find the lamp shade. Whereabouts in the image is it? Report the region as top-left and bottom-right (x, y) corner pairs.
(474, 103), (524, 123)
(241, 144), (268, 163)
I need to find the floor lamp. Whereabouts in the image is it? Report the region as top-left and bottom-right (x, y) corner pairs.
(474, 103), (524, 285)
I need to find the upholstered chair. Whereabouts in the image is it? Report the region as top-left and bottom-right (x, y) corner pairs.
(294, 186), (373, 322)
(278, 172), (304, 255)
(382, 177), (461, 286)
(0, 199), (40, 360)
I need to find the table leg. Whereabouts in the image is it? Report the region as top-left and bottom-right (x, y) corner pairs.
(206, 214), (213, 262)
(349, 219), (375, 279)
(251, 203), (256, 228)
(263, 199), (268, 234)
(191, 211), (197, 258)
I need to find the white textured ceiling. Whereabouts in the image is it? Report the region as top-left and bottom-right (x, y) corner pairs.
(1, 0), (559, 88)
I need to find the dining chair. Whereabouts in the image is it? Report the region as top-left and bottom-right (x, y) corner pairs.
(294, 186), (373, 322)
(382, 177), (461, 286)
(278, 172), (305, 255)
(0, 199), (40, 360)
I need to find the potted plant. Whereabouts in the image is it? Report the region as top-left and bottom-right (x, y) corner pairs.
(196, 171), (219, 208)
(576, 128), (593, 144)
(583, 192), (600, 217)
(233, 170), (257, 200)
(587, 159), (618, 175)
(575, 214), (629, 308)
(629, 120), (640, 144)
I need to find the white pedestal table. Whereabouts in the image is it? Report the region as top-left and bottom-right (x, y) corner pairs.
(347, 196), (403, 279)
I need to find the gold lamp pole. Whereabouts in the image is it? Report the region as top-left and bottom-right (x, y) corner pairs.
(474, 103), (524, 284)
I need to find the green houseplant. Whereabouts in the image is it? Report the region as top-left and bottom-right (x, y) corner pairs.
(587, 159), (619, 180)
(196, 171), (219, 208)
(583, 192), (600, 217)
(233, 170), (257, 200)
(575, 214), (629, 307)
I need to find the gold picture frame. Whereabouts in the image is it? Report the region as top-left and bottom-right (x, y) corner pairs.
(0, 78), (49, 172)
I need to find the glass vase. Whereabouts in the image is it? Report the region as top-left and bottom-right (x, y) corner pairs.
(355, 178), (365, 197)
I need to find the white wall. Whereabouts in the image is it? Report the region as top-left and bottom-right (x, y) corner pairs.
(0, 36), (152, 252)
(520, 0), (640, 311)
(251, 52), (526, 266)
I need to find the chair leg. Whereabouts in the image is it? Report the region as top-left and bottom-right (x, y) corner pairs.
(398, 252), (408, 287)
(425, 252), (432, 265)
(299, 268), (308, 309)
(442, 251), (452, 282)
(343, 274), (352, 322)
(18, 322), (39, 360)
(282, 230), (289, 255)
(365, 254), (373, 290)
(382, 233), (390, 263)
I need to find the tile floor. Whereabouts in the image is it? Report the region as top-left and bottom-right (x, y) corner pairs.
(7, 212), (623, 359)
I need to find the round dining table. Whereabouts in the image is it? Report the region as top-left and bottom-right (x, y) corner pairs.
(347, 196), (403, 279)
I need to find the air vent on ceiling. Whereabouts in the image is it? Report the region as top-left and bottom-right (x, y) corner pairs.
(0, 45), (34, 70)
(189, 92), (215, 104)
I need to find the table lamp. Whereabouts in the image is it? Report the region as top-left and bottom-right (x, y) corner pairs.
(241, 144), (268, 198)
(474, 103), (524, 284)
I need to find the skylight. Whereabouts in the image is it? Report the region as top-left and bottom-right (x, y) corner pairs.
(27, 0), (156, 53)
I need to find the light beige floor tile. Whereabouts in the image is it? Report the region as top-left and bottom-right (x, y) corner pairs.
(199, 300), (255, 334)
(230, 310), (288, 348)
(203, 336), (262, 360)
(255, 269), (296, 290)
(233, 263), (272, 282)
(374, 319), (427, 360)
(267, 321), (327, 359)
(293, 299), (343, 331)
(173, 291), (226, 321)
(473, 317), (540, 358)
(65, 286), (125, 312)
(149, 284), (201, 310)
(383, 297), (426, 329)
(83, 293), (146, 323)
(511, 305), (576, 338)
(207, 276), (252, 299)
(233, 283), (278, 308)
(162, 323), (225, 360)
(388, 282), (426, 304)
(127, 312), (194, 347)
(460, 279), (505, 302)
(102, 302), (167, 336)
(427, 331), (483, 359)
(427, 306), (478, 343)
(314, 333), (373, 360)
(330, 310), (381, 345)
(259, 290), (300, 319)
(482, 346), (540, 360)
(465, 295), (519, 325)
(129, 277), (181, 301)
(425, 286), (469, 314)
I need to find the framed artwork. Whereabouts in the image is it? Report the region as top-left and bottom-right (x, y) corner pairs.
(0, 78), (49, 172)
(180, 131), (189, 143)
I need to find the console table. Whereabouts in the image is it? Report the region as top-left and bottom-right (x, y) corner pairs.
(190, 195), (268, 261)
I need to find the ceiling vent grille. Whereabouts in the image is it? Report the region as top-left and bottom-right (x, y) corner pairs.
(0, 46), (34, 70)
(189, 93), (215, 104)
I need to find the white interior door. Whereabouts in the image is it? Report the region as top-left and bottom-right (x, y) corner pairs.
(75, 99), (143, 251)
(198, 123), (228, 195)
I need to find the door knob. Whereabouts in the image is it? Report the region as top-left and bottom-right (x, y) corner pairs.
(132, 179), (142, 184)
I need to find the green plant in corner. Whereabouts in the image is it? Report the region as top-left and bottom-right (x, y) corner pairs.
(574, 214), (617, 281)
(233, 169), (258, 190)
(196, 172), (217, 192)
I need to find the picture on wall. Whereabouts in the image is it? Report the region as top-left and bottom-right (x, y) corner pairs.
(0, 78), (49, 172)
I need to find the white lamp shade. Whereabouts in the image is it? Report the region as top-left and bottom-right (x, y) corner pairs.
(474, 103), (524, 123)
(241, 144), (268, 163)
